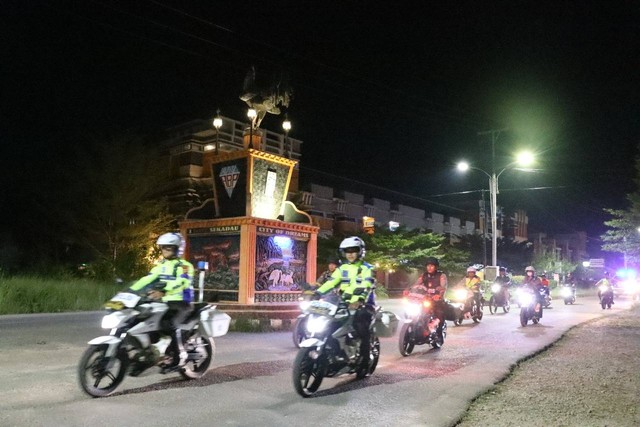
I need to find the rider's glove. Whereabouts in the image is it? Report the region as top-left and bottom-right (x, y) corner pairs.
(311, 291), (322, 301)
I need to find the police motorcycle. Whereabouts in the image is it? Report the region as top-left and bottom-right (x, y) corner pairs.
(561, 283), (576, 305)
(78, 290), (230, 397)
(451, 285), (484, 325)
(292, 289), (380, 397)
(518, 287), (542, 327)
(488, 282), (511, 314)
(599, 283), (614, 309)
(398, 285), (446, 356)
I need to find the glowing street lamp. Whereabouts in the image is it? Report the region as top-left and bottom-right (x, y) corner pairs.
(212, 109), (223, 154)
(247, 108), (257, 149)
(282, 114), (292, 158)
(457, 151), (536, 267)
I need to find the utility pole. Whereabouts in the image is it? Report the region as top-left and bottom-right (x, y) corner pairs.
(478, 128), (508, 267)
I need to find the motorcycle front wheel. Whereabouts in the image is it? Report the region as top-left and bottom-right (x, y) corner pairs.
(78, 344), (128, 398)
(519, 308), (528, 327)
(472, 304), (483, 323)
(358, 335), (381, 378)
(398, 323), (415, 356)
(489, 296), (497, 314)
(180, 332), (216, 380)
(293, 347), (324, 397)
(292, 317), (307, 348)
(431, 322), (446, 349)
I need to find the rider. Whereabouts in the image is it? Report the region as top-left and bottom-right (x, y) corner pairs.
(411, 257), (448, 340)
(522, 266), (544, 317)
(129, 232), (195, 370)
(540, 272), (551, 300)
(462, 266), (483, 313)
(315, 236), (376, 369)
(595, 271), (615, 304)
(494, 267), (512, 303)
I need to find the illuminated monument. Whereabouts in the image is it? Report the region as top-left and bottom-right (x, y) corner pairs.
(180, 69), (318, 309)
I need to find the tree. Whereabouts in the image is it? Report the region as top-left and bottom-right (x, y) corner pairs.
(32, 136), (174, 279)
(601, 149), (640, 266)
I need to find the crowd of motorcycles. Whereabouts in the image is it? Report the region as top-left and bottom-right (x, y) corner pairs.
(77, 279), (617, 398)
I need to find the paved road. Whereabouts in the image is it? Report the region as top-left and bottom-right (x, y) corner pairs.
(0, 295), (630, 427)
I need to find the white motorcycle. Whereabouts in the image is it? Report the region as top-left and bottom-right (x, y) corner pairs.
(78, 291), (230, 397)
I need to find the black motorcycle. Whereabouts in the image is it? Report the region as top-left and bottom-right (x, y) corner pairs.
(599, 284), (614, 309)
(398, 285), (446, 356)
(452, 286), (483, 325)
(518, 287), (542, 327)
(292, 292), (380, 397)
(561, 284), (576, 305)
(488, 283), (511, 314)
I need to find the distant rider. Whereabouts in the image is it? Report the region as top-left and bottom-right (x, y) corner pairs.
(315, 237), (376, 370)
(412, 257), (448, 340)
(494, 267), (512, 303)
(462, 266), (483, 313)
(129, 233), (195, 371)
(314, 258), (340, 287)
(522, 266), (544, 317)
(595, 271), (614, 304)
(540, 272), (551, 300)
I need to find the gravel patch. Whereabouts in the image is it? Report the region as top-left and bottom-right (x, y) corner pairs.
(455, 304), (640, 427)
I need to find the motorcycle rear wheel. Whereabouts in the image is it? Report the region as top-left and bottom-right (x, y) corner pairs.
(78, 344), (128, 398)
(180, 333), (215, 380)
(293, 347), (324, 397)
(398, 323), (415, 356)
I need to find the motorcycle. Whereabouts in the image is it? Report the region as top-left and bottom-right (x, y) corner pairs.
(488, 283), (511, 314)
(561, 284), (576, 305)
(599, 285), (614, 309)
(541, 287), (552, 308)
(398, 285), (446, 356)
(519, 287), (542, 327)
(292, 292), (380, 397)
(451, 286), (483, 325)
(78, 291), (230, 397)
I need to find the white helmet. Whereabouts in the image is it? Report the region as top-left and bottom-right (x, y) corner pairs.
(157, 232), (183, 247)
(466, 266), (477, 273)
(339, 236), (366, 260)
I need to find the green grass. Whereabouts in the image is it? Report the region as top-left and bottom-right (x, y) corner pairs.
(0, 275), (121, 315)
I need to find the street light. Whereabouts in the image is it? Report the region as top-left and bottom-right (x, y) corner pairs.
(457, 151), (535, 268)
(282, 114), (292, 158)
(212, 109), (223, 154)
(247, 108), (257, 149)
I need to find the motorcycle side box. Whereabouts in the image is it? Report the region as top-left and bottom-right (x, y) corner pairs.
(374, 310), (398, 337)
(200, 309), (231, 337)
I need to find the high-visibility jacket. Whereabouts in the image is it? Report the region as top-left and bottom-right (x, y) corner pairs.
(130, 258), (194, 303)
(317, 260), (375, 304)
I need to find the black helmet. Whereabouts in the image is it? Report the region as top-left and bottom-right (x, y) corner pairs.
(327, 258), (340, 266)
(425, 257), (439, 267)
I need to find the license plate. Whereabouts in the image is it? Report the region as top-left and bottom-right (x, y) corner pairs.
(109, 292), (141, 308)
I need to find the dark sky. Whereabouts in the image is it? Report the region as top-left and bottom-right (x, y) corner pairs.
(2, 1), (639, 258)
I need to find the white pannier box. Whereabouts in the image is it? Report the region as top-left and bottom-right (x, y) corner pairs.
(200, 309), (231, 337)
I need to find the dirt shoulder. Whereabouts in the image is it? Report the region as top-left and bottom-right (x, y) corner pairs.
(455, 303), (640, 427)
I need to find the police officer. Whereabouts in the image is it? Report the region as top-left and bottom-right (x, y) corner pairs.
(129, 232), (195, 370)
(463, 266), (483, 311)
(412, 257), (448, 341)
(316, 236), (375, 370)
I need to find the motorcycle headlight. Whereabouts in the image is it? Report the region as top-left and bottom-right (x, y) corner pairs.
(561, 287), (572, 297)
(599, 285), (608, 293)
(299, 301), (311, 311)
(404, 302), (422, 317)
(454, 289), (468, 301)
(491, 284), (501, 293)
(306, 315), (330, 333)
(519, 293), (533, 306)
(101, 311), (127, 329)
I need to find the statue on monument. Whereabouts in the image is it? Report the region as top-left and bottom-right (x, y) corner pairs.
(239, 66), (292, 128)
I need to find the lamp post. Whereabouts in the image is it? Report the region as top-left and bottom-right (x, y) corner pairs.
(282, 114), (291, 158)
(247, 108), (257, 149)
(457, 151), (534, 267)
(212, 109), (223, 154)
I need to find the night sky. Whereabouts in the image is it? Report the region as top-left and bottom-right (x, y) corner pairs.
(2, 1), (639, 259)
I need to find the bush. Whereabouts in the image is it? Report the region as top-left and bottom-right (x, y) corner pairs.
(0, 275), (121, 315)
